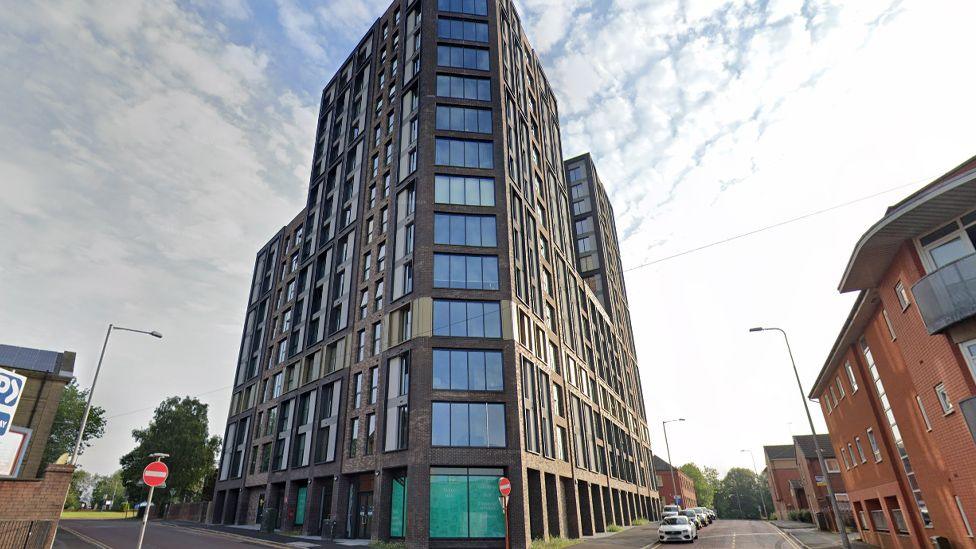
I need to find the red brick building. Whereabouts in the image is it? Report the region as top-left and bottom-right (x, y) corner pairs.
(793, 435), (848, 531)
(764, 444), (807, 520)
(652, 455), (697, 509)
(811, 155), (976, 547)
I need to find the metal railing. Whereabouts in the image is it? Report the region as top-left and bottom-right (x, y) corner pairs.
(912, 253), (976, 334)
(0, 520), (52, 549)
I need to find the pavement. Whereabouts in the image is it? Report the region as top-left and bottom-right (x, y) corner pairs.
(55, 519), (333, 548)
(770, 520), (875, 549)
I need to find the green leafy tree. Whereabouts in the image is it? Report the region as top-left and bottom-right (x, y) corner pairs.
(41, 380), (107, 470)
(715, 467), (768, 519)
(92, 470), (125, 510)
(680, 463), (718, 507)
(119, 396), (221, 505)
(66, 469), (96, 510)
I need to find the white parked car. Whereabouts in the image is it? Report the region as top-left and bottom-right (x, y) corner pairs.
(662, 504), (681, 519)
(659, 515), (697, 543)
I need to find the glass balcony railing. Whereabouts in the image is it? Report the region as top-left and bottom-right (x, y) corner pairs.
(912, 252), (976, 334)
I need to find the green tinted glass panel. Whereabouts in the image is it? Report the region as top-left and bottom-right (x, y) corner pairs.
(295, 486), (307, 525)
(390, 476), (407, 537)
(430, 475), (468, 538)
(468, 475), (505, 537)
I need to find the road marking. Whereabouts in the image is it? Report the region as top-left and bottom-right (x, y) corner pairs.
(161, 522), (291, 548)
(60, 526), (114, 549)
(773, 526), (805, 549)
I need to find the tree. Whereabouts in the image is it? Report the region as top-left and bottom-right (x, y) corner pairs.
(680, 463), (719, 507)
(714, 467), (767, 520)
(66, 469), (96, 510)
(92, 470), (125, 510)
(119, 396), (221, 506)
(41, 380), (107, 470)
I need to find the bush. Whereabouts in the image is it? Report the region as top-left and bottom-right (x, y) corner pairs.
(788, 510), (799, 522)
(769, 513), (778, 521)
(606, 524), (623, 532)
(798, 510), (813, 523)
(530, 537), (580, 549)
(632, 518), (649, 526)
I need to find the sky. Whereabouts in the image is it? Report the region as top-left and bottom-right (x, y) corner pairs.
(1, 0), (975, 478)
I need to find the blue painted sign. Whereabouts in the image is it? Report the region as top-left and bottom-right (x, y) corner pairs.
(0, 368), (27, 437)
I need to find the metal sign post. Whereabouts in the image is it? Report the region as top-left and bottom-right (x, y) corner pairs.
(498, 477), (511, 549)
(137, 453), (169, 549)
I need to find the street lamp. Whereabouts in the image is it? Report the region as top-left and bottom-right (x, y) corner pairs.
(750, 326), (851, 549)
(71, 324), (163, 464)
(741, 449), (768, 519)
(662, 418), (685, 506)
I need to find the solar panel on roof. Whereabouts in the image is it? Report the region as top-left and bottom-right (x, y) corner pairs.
(0, 344), (60, 373)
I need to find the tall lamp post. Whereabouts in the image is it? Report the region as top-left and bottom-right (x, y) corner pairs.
(741, 449), (768, 519)
(71, 324), (162, 464)
(662, 418), (685, 506)
(750, 326), (851, 549)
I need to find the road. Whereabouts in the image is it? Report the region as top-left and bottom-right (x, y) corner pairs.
(54, 520), (278, 548)
(575, 520), (804, 549)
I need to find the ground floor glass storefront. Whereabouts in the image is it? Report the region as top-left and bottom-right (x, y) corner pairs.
(429, 467), (506, 539)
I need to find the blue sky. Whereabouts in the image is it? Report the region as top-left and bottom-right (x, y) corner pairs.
(2, 0), (976, 477)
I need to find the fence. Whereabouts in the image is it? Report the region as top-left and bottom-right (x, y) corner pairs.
(0, 520), (53, 549)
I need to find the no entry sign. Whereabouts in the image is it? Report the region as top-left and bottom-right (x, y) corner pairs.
(498, 477), (511, 497)
(143, 461), (169, 487)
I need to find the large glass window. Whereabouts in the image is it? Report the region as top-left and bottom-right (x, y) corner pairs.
(433, 253), (499, 290)
(433, 349), (503, 390)
(437, 18), (489, 42)
(432, 300), (502, 337)
(437, 0), (488, 16)
(436, 105), (492, 133)
(435, 175), (494, 206)
(430, 468), (505, 538)
(434, 213), (496, 246)
(390, 475), (407, 537)
(437, 45), (489, 70)
(435, 138), (493, 168)
(432, 402), (505, 447)
(436, 75), (491, 101)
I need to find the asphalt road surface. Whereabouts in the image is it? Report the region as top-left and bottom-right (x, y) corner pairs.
(575, 519), (804, 549)
(55, 519), (277, 548)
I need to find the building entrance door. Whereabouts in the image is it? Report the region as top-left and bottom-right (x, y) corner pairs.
(355, 491), (373, 538)
(295, 486), (308, 527)
(256, 493), (265, 524)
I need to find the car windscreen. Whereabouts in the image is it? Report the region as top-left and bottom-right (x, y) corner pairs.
(663, 516), (689, 525)
(681, 510), (696, 517)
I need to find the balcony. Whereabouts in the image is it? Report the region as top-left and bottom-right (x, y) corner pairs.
(912, 253), (976, 334)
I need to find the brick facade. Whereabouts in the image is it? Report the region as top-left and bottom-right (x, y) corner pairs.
(211, 0), (659, 547)
(0, 463), (75, 547)
(813, 158), (976, 547)
(652, 456), (697, 509)
(764, 445), (806, 520)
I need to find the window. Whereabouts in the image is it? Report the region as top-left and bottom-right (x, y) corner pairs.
(429, 467), (504, 539)
(433, 254), (499, 290)
(437, 17), (489, 41)
(357, 330), (366, 361)
(855, 437), (867, 463)
(918, 212), (976, 270)
(916, 395), (933, 431)
(959, 339), (976, 384)
(847, 444), (856, 467)
(891, 509), (909, 534)
(360, 290), (369, 319)
(957, 495), (974, 537)
(935, 383), (953, 413)
(375, 280), (385, 309)
(882, 309), (896, 340)
(363, 253), (372, 280)
(433, 349), (503, 391)
(836, 377), (846, 399)
(349, 417), (360, 457)
(432, 300), (502, 337)
(871, 510), (889, 532)
(390, 475), (407, 538)
(568, 166), (584, 181)
(894, 281), (911, 310)
(434, 175), (494, 206)
(841, 447), (851, 470)
(434, 137), (493, 168)
(436, 74), (490, 101)
(369, 366), (379, 404)
(431, 402), (505, 447)
(845, 361), (858, 392)
(436, 0), (488, 16)
(574, 217), (594, 234)
(353, 372), (363, 408)
(436, 45), (489, 70)
(435, 105), (492, 133)
(866, 428), (882, 462)
(372, 323), (382, 356)
(434, 213), (496, 246)
(365, 413), (376, 455)
(576, 236), (596, 254)
(825, 458), (841, 473)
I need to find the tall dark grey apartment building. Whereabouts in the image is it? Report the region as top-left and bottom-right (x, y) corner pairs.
(212, 1), (659, 546)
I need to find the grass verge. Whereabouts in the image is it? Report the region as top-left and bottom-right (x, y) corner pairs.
(370, 541), (407, 549)
(632, 518), (650, 525)
(606, 523), (624, 532)
(61, 511), (131, 520)
(530, 537), (581, 549)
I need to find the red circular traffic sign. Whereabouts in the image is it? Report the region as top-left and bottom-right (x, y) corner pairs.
(498, 477), (511, 497)
(143, 461), (169, 487)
